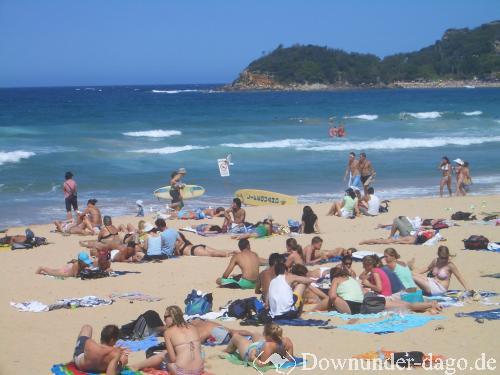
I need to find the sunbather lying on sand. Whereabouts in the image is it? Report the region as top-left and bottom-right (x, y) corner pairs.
(36, 251), (93, 277)
(359, 229), (445, 245)
(176, 232), (233, 257)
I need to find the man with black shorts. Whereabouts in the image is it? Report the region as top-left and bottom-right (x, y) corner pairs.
(63, 171), (78, 220)
(359, 152), (375, 195)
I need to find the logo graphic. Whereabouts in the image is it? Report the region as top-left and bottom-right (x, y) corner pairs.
(252, 350), (297, 374)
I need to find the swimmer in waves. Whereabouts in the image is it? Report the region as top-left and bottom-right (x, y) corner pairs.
(329, 123), (345, 138)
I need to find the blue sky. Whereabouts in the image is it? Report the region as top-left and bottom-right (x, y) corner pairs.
(0, 0), (496, 87)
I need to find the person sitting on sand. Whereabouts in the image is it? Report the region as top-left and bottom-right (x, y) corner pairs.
(382, 248), (418, 292)
(335, 255), (357, 278)
(223, 198), (246, 232)
(79, 216), (122, 250)
(141, 222), (164, 259)
(359, 228), (444, 245)
(231, 219), (275, 240)
(327, 188), (360, 217)
(289, 264), (328, 305)
(412, 246), (472, 296)
(255, 253), (286, 302)
(81, 199), (102, 233)
(72, 324), (126, 373)
(359, 187), (380, 216)
(36, 251), (93, 277)
(299, 206), (320, 234)
(314, 267), (365, 314)
(54, 218), (94, 236)
(130, 305), (204, 374)
(303, 236), (350, 265)
(175, 231), (233, 257)
(216, 239), (260, 289)
(223, 323), (294, 366)
(267, 262), (312, 318)
(284, 243), (305, 269)
(154, 218), (179, 258)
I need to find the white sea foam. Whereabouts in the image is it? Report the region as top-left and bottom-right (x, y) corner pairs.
(130, 145), (208, 154)
(222, 136), (500, 151)
(151, 89), (201, 94)
(123, 130), (182, 138)
(0, 151), (35, 165)
(462, 111), (483, 116)
(344, 114), (378, 121)
(402, 111), (442, 119)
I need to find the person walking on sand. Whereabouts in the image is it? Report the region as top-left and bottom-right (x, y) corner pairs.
(343, 152), (362, 191)
(439, 157), (453, 197)
(170, 168), (186, 211)
(63, 171), (78, 220)
(456, 160), (472, 196)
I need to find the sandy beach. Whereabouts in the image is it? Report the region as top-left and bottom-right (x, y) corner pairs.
(1, 195), (499, 374)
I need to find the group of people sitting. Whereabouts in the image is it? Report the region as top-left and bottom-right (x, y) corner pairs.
(327, 187), (382, 218)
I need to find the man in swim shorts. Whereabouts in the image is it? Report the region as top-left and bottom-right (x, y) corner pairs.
(73, 324), (126, 373)
(358, 152), (375, 195)
(343, 152), (362, 191)
(223, 198), (246, 232)
(216, 239), (260, 289)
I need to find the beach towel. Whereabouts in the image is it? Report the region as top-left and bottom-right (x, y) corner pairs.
(336, 314), (444, 334)
(463, 242), (500, 253)
(353, 350), (445, 365)
(116, 335), (159, 352)
(223, 353), (304, 373)
(11, 296), (113, 312)
(110, 292), (162, 302)
(482, 273), (500, 279)
(319, 256), (342, 264)
(241, 318), (329, 327)
(308, 311), (387, 320)
(455, 308), (500, 320)
(352, 251), (384, 261)
(51, 362), (143, 375)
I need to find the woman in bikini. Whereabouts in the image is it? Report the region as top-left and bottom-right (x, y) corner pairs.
(223, 323), (294, 366)
(412, 246), (472, 296)
(79, 216), (122, 249)
(36, 251), (92, 277)
(131, 305), (204, 375)
(284, 243), (305, 268)
(176, 232), (232, 257)
(439, 156), (452, 197)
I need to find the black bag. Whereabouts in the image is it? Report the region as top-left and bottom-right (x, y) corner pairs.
(463, 235), (490, 250)
(392, 351), (424, 367)
(227, 297), (262, 320)
(360, 292), (386, 314)
(119, 310), (164, 340)
(451, 211), (476, 221)
(379, 200), (390, 213)
(79, 268), (109, 280)
(11, 242), (33, 250)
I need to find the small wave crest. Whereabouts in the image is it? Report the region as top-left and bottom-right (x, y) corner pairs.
(0, 151), (35, 166)
(462, 111), (483, 116)
(123, 130), (182, 138)
(402, 111), (441, 119)
(344, 114), (378, 121)
(151, 89), (202, 94)
(130, 145), (208, 154)
(222, 136), (500, 151)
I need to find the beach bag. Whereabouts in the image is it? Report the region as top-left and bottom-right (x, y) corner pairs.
(451, 211), (475, 221)
(227, 297), (263, 319)
(463, 235), (490, 250)
(392, 352), (424, 367)
(79, 268), (109, 280)
(184, 290), (212, 316)
(11, 242), (33, 250)
(379, 200), (390, 213)
(32, 236), (48, 247)
(432, 222), (449, 230)
(288, 220), (300, 232)
(483, 214), (498, 222)
(360, 292), (386, 314)
(120, 310), (164, 340)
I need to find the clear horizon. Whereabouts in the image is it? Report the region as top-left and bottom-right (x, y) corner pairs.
(0, 0), (496, 88)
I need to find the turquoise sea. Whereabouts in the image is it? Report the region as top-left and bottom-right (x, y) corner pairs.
(1, 85), (499, 227)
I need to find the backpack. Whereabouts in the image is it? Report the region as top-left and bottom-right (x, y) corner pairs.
(184, 290), (213, 316)
(379, 200), (390, 213)
(463, 235), (490, 250)
(119, 310), (164, 340)
(360, 292), (386, 314)
(227, 297), (264, 320)
(392, 351), (424, 367)
(451, 211), (476, 221)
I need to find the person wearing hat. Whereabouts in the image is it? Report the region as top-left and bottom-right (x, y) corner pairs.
(63, 171), (78, 220)
(81, 199), (102, 233)
(169, 168), (186, 211)
(35, 251), (93, 277)
(456, 160), (472, 196)
(142, 222), (165, 260)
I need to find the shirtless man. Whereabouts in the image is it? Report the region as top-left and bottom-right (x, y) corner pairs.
(72, 324), (127, 373)
(303, 236), (346, 265)
(223, 198), (246, 232)
(343, 152), (362, 191)
(216, 239), (260, 289)
(54, 216), (94, 236)
(81, 199), (103, 233)
(358, 152), (375, 195)
(255, 253), (285, 302)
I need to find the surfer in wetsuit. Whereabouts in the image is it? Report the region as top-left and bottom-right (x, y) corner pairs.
(170, 168), (186, 211)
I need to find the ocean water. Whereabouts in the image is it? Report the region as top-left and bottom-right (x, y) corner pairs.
(1, 85), (499, 227)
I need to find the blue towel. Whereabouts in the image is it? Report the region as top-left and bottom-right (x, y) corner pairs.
(319, 256), (342, 264)
(337, 314), (444, 334)
(308, 311), (386, 320)
(273, 318), (329, 327)
(455, 308), (500, 320)
(116, 335), (158, 351)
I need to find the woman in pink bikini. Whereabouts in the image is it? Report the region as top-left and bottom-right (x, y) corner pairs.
(412, 246), (472, 296)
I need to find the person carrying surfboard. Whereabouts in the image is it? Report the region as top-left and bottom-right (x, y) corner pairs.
(169, 168), (186, 211)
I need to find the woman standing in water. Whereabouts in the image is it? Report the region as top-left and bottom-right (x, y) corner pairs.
(439, 156), (452, 197)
